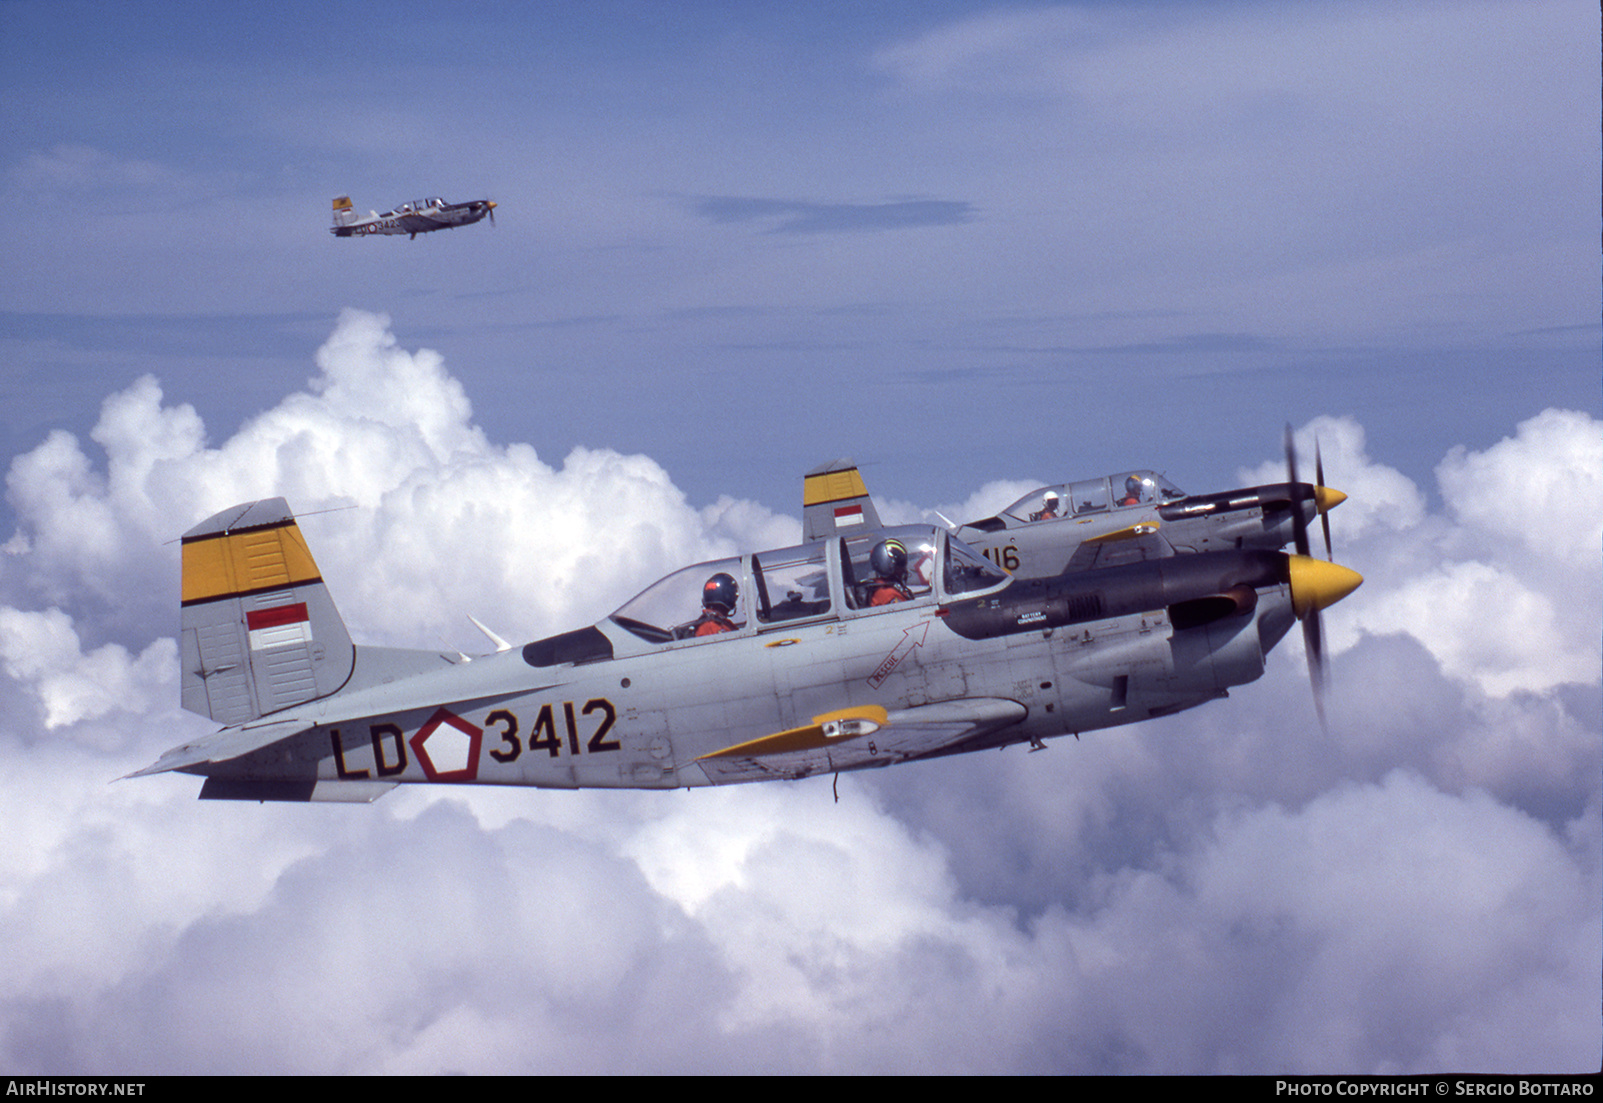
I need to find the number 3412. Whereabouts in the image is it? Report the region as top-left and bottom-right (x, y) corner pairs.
(486, 699), (619, 763)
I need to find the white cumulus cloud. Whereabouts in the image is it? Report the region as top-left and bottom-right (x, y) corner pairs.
(2, 309), (795, 649)
(0, 310), (1594, 1074)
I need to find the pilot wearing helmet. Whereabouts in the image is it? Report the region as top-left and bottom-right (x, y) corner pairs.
(692, 572), (740, 635)
(1118, 474), (1154, 507)
(1030, 492), (1061, 522)
(866, 539), (913, 606)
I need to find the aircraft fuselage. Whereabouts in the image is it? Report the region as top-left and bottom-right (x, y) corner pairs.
(959, 481), (1335, 578)
(188, 545), (1299, 798)
(330, 196), (496, 238)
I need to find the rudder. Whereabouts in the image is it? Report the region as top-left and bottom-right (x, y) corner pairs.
(180, 499), (354, 725)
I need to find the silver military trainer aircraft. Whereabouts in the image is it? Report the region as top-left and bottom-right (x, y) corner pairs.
(802, 430), (1353, 725)
(803, 431), (1347, 578)
(330, 195), (497, 240)
(131, 495), (1361, 802)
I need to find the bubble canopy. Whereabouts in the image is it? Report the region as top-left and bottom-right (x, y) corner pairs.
(608, 525), (1009, 644)
(1000, 470), (1186, 522)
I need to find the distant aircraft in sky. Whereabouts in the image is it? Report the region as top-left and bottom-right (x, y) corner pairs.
(330, 195), (497, 240)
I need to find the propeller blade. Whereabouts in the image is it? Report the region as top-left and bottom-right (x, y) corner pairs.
(1304, 608), (1328, 731)
(1285, 424), (1311, 558)
(1286, 426), (1358, 731)
(1315, 437), (1333, 560)
(1286, 554), (1362, 736)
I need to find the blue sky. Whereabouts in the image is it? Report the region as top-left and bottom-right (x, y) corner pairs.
(4, 0), (1595, 510)
(0, 0), (1598, 1074)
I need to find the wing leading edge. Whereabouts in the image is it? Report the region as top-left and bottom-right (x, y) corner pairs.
(695, 697), (1027, 783)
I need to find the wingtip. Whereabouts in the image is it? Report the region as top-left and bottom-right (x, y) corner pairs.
(121, 759), (179, 781)
(122, 746), (204, 779)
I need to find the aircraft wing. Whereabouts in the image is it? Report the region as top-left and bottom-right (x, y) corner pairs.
(802, 459), (883, 541)
(124, 716), (313, 779)
(1061, 522), (1176, 572)
(694, 697), (1026, 784)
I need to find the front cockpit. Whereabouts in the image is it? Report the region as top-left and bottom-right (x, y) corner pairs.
(995, 470), (1186, 525)
(602, 525), (1009, 650)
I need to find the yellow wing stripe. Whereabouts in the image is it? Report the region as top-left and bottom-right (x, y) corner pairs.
(1082, 521), (1160, 545)
(698, 705), (889, 760)
(802, 467), (869, 507)
(181, 523), (322, 604)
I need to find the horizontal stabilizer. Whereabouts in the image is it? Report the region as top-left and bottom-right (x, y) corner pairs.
(124, 717), (311, 779)
(199, 778), (396, 803)
(696, 697), (1025, 783)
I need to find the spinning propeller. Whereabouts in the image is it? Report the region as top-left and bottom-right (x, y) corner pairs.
(1284, 425), (1362, 730)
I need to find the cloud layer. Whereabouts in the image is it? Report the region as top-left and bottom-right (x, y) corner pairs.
(0, 312), (1595, 1073)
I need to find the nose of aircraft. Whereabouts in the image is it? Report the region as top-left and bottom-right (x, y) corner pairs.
(1287, 555), (1363, 618)
(1314, 485), (1347, 513)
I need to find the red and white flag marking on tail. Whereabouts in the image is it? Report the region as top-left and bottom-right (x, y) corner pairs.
(834, 504), (864, 527)
(246, 603), (312, 650)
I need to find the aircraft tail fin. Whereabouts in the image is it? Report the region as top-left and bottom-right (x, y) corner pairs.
(331, 196), (357, 227)
(180, 499), (355, 725)
(803, 459), (883, 541)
